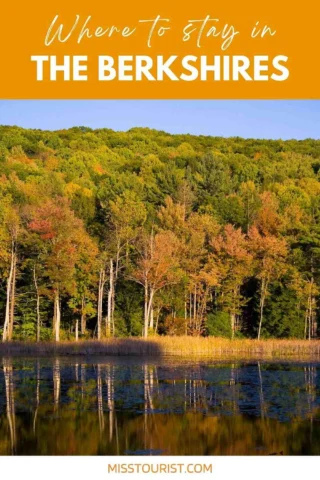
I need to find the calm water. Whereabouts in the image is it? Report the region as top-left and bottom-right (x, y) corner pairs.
(0, 356), (320, 455)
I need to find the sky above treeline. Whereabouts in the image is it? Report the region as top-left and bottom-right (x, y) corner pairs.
(0, 100), (319, 140)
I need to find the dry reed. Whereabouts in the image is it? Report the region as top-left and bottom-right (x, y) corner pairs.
(0, 337), (320, 358)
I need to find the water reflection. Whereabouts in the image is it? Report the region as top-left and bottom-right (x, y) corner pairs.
(0, 357), (320, 455)
(3, 358), (16, 454)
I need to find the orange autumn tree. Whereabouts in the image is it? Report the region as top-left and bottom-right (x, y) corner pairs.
(210, 224), (253, 339)
(158, 198), (220, 335)
(249, 227), (287, 340)
(28, 198), (92, 342)
(184, 213), (220, 336)
(249, 193), (288, 340)
(131, 230), (183, 338)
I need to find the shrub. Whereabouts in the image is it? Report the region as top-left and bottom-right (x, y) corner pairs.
(164, 315), (186, 336)
(207, 312), (232, 338)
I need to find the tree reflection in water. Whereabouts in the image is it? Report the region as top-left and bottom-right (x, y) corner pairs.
(0, 357), (319, 455)
(3, 358), (16, 454)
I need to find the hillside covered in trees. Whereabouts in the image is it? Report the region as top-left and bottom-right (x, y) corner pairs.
(0, 125), (320, 341)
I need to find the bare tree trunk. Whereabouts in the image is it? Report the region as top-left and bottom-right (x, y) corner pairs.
(149, 307), (154, 330)
(112, 247), (120, 333)
(258, 297), (264, 341)
(80, 295), (86, 335)
(309, 298), (312, 341)
(106, 289), (112, 336)
(106, 259), (113, 337)
(230, 289), (238, 340)
(54, 290), (61, 342)
(2, 246), (15, 342)
(304, 307), (308, 340)
(258, 280), (267, 340)
(309, 262), (316, 338)
(310, 279), (317, 338)
(115, 241), (120, 281)
(144, 283), (149, 338)
(75, 319), (79, 341)
(97, 268), (105, 340)
(33, 265), (41, 343)
(146, 289), (154, 333)
(8, 253), (17, 340)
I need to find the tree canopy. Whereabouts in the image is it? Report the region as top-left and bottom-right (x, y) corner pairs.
(0, 125), (320, 340)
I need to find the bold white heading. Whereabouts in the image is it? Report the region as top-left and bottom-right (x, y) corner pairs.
(31, 54), (289, 82)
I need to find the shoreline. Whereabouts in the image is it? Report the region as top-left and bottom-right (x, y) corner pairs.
(0, 337), (320, 358)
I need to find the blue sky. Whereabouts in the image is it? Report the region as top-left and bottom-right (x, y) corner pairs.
(0, 100), (319, 140)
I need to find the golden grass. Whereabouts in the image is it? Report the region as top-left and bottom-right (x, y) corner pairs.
(0, 336), (320, 358)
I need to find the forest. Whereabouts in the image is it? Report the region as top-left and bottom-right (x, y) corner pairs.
(0, 124), (319, 342)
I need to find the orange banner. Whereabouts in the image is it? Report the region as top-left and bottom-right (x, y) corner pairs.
(1, 0), (319, 99)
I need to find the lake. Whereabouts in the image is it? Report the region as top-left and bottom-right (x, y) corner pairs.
(0, 356), (319, 455)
